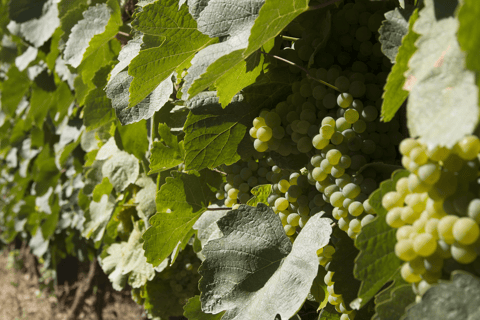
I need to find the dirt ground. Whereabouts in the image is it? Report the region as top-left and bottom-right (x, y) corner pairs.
(0, 247), (147, 320)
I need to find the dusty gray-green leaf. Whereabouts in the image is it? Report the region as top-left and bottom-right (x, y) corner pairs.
(379, 6), (415, 63)
(83, 194), (116, 244)
(199, 204), (333, 320)
(405, 0), (478, 148)
(102, 150), (140, 193)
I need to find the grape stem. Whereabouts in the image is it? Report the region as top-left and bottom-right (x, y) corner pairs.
(117, 31), (132, 37)
(308, 0), (344, 11)
(260, 50), (341, 92)
(212, 168), (227, 175)
(206, 207), (231, 211)
(280, 35), (300, 41)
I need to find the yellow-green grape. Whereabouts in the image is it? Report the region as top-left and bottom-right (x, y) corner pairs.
(287, 213), (301, 227)
(412, 217), (428, 234)
(344, 108), (359, 124)
(327, 283), (341, 297)
(395, 239), (417, 261)
(278, 179), (290, 193)
(413, 233), (437, 257)
(232, 204), (240, 210)
(442, 154), (464, 172)
(401, 206), (421, 224)
(396, 225), (414, 241)
(284, 224), (296, 236)
(336, 302), (352, 314)
(337, 92), (354, 108)
(363, 199), (376, 215)
(361, 214), (375, 226)
(426, 198), (447, 219)
(339, 217), (350, 231)
(328, 294), (342, 305)
(225, 198), (236, 207)
(340, 311), (356, 320)
(327, 149), (342, 165)
(279, 211), (289, 225)
(417, 280), (433, 296)
(312, 167), (328, 182)
(228, 188), (239, 199)
(313, 134), (330, 149)
(399, 138), (421, 156)
(322, 245), (336, 258)
(333, 207), (348, 220)
(349, 219), (361, 233)
(249, 127), (258, 138)
(396, 177), (410, 196)
(253, 116), (266, 129)
(401, 262), (422, 283)
(298, 215), (309, 228)
(417, 163), (441, 185)
(436, 240), (452, 259)
(254, 139), (268, 152)
(386, 207), (406, 228)
(426, 145), (450, 162)
(409, 147), (428, 165)
(425, 218), (440, 239)
(348, 201), (364, 217)
(324, 271), (334, 286)
(322, 116), (336, 127)
(320, 124), (335, 139)
(257, 126), (273, 142)
(438, 215), (459, 244)
(452, 217), (480, 245)
(404, 193), (427, 213)
(455, 135), (480, 160)
(275, 197), (289, 211)
(451, 242), (477, 264)
(409, 257), (426, 275)
(424, 255), (443, 273)
(342, 183), (361, 200)
(408, 173), (430, 193)
(382, 192), (404, 210)
(352, 120), (366, 133)
(331, 192), (346, 207)
(468, 199), (480, 223)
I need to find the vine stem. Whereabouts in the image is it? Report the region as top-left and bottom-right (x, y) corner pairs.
(117, 31), (132, 37)
(260, 50), (341, 92)
(206, 207), (231, 211)
(212, 168), (227, 175)
(308, 0), (344, 11)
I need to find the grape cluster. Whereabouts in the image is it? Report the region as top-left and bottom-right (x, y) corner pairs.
(324, 271), (356, 320)
(386, 136), (480, 287)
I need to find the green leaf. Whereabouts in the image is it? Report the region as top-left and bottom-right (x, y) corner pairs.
(102, 150), (140, 193)
(115, 120), (149, 161)
(92, 177), (113, 202)
(7, 0), (60, 47)
(372, 271), (415, 320)
(143, 170), (222, 267)
(184, 296), (225, 320)
(457, 0), (480, 100)
(405, 0), (478, 148)
(329, 228), (360, 308)
(28, 82), (74, 128)
(199, 204), (333, 320)
(319, 309), (341, 320)
(15, 46), (37, 71)
(404, 271), (480, 320)
(269, 151), (309, 171)
(83, 87), (116, 131)
(1, 66), (30, 116)
(192, 204), (229, 255)
(64, 0), (121, 68)
(352, 170), (409, 309)
(134, 175), (157, 223)
(9, 0), (48, 23)
(128, 0), (216, 107)
(100, 221), (157, 290)
(246, 184), (272, 207)
(381, 8), (419, 122)
(310, 268), (329, 310)
(379, 6), (415, 63)
(82, 194), (116, 244)
(183, 92), (249, 171)
(148, 123), (185, 174)
(106, 71), (174, 126)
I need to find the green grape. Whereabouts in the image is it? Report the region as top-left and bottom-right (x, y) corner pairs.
(335, 76), (350, 92)
(455, 135), (480, 160)
(275, 197), (289, 211)
(452, 217), (480, 245)
(396, 225), (414, 241)
(240, 168), (252, 181)
(279, 211), (289, 224)
(239, 182), (250, 193)
(272, 126), (285, 140)
(395, 239), (417, 261)
(396, 177), (410, 196)
(312, 167), (328, 182)
(264, 112), (281, 128)
(331, 191), (346, 207)
(324, 271), (334, 286)
(320, 124), (335, 139)
(337, 93), (354, 109)
(297, 136), (313, 153)
(451, 242), (477, 264)
(225, 197), (236, 207)
(286, 111), (299, 123)
(249, 127), (258, 138)
(399, 138), (420, 156)
(423, 255), (443, 273)
(386, 207), (406, 228)
(216, 192), (225, 200)
(323, 93), (338, 109)
(409, 257), (427, 275)
(438, 215), (459, 244)
(313, 85), (327, 100)
(348, 80), (366, 98)
(409, 147), (428, 165)
(413, 233), (437, 257)
(247, 176), (258, 187)
(344, 108), (359, 124)
(348, 201), (364, 216)
(382, 191), (404, 210)
(359, 40), (373, 56)
(401, 262), (422, 283)
(468, 199), (480, 223)
(342, 183), (361, 200)
(228, 188), (239, 199)
(352, 119), (366, 133)
(322, 116), (336, 127)
(278, 179), (290, 193)
(404, 193), (427, 213)
(361, 105), (378, 122)
(326, 149), (342, 165)
(361, 214), (375, 226)
(300, 109), (316, 122)
(288, 185), (302, 198)
(253, 116), (266, 129)
(337, 155), (352, 169)
(400, 206), (420, 224)
(254, 139), (268, 152)
(287, 213), (301, 226)
(299, 83), (313, 97)
(408, 173), (430, 193)
(284, 224), (296, 236)
(313, 134), (330, 150)
(331, 132), (344, 145)
(238, 192), (250, 203)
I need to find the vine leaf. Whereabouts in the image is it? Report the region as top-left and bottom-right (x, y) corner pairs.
(184, 295), (225, 320)
(7, 0), (60, 48)
(381, 8), (419, 122)
(187, 0), (311, 106)
(102, 150), (140, 193)
(246, 184), (272, 207)
(64, 0), (121, 68)
(372, 271), (415, 320)
(329, 228), (360, 308)
(115, 120), (149, 161)
(82, 194), (116, 245)
(183, 92), (249, 171)
(199, 204), (333, 320)
(457, 0), (480, 101)
(405, 0), (478, 148)
(83, 87), (116, 131)
(192, 204), (228, 256)
(100, 221), (158, 290)
(128, 0), (216, 107)
(404, 271), (480, 320)
(149, 123), (185, 174)
(143, 170), (222, 267)
(352, 170), (409, 309)
(379, 6), (415, 63)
